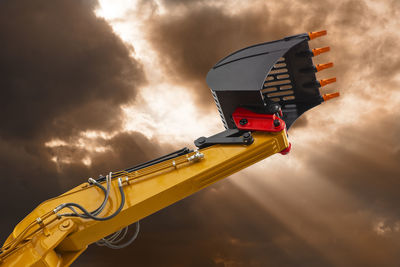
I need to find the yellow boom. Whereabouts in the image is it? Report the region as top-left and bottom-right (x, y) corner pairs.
(0, 130), (289, 266)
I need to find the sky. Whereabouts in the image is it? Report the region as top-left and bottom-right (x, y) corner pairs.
(1, 0), (400, 266)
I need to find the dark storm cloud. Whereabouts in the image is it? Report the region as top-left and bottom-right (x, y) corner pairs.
(238, 101), (400, 266)
(0, 0), (144, 141)
(0, 138), (60, 237)
(305, 110), (400, 217)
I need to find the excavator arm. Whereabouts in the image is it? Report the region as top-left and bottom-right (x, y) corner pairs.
(0, 31), (339, 266)
(0, 131), (289, 266)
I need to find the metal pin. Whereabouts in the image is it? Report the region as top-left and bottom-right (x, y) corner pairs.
(188, 151), (205, 162)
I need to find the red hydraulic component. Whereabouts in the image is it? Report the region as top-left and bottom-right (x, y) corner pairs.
(280, 142), (292, 155)
(232, 107), (286, 132)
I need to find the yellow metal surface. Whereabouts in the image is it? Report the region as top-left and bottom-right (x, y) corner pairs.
(0, 130), (289, 266)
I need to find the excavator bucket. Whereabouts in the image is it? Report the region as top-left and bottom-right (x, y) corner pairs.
(206, 30), (339, 129)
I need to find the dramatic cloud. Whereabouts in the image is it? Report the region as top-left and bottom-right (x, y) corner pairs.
(0, 0), (144, 141)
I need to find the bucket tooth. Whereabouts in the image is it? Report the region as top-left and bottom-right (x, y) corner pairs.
(301, 62), (334, 73)
(308, 30), (327, 40)
(316, 62), (334, 72)
(319, 77), (336, 87)
(312, 46), (330, 56)
(323, 92), (340, 101)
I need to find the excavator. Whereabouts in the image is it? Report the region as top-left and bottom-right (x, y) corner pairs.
(0, 31), (339, 266)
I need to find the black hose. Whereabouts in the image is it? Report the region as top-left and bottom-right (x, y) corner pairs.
(59, 181), (125, 221)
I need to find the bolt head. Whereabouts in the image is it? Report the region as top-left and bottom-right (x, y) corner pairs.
(273, 119), (281, 127)
(59, 220), (72, 231)
(239, 119), (248, 125)
(198, 137), (206, 144)
(62, 220), (70, 228)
